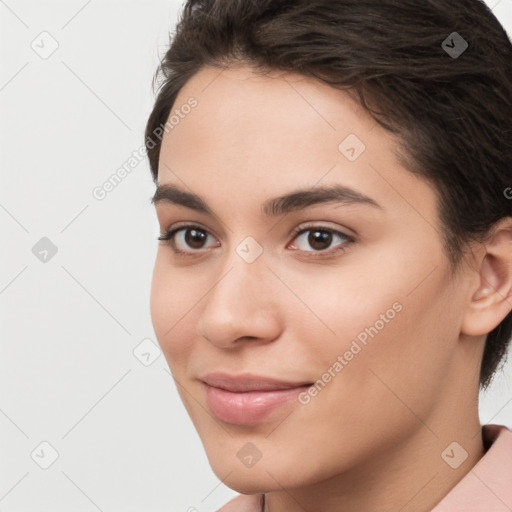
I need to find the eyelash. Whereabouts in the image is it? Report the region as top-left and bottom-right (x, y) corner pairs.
(157, 223), (354, 259)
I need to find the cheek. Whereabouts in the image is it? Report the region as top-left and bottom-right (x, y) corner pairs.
(286, 245), (457, 399)
(150, 254), (197, 362)
(278, 255), (407, 358)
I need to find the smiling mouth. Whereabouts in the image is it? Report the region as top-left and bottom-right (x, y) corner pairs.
(200, 371), (313, 392)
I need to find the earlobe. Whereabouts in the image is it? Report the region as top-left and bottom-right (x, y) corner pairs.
(461, 218), (512, 337)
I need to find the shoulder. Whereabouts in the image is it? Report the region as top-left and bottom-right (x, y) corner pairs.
(216, 493), (263, 512)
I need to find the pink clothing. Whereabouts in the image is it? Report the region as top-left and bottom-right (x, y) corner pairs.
(431, 424), (512, 511)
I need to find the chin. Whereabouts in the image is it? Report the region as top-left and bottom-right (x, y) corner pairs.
(205, 456), (270, 493)
(208, 452), (310, 495)
(223, 479), (267, 495)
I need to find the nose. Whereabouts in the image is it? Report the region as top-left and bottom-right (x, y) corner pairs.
(196, 250), (282, 349)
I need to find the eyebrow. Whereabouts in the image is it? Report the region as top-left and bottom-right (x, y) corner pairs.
(151, 182), (382, 217)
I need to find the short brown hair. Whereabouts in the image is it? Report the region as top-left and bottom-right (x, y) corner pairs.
(145, 0), (512, 388)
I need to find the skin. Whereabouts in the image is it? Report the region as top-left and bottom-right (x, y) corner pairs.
(150, 64), (512, 512)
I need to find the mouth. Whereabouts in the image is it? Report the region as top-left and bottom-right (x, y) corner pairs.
(199, 372), (313, 425)
(200, 371), (313, 392)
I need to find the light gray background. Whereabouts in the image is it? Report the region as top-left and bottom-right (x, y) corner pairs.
(1, 1), (511, 510)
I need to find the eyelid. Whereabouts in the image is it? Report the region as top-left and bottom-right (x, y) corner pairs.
(289, 220), (356, 239)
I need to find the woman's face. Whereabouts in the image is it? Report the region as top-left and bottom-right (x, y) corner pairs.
(150, 65), (477, 494)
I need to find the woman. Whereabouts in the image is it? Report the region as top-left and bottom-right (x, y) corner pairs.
(145, 1), (512, 510)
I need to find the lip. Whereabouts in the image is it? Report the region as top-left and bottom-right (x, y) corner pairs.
(200, 372), (312, 425)
(200, 372), (312, 392)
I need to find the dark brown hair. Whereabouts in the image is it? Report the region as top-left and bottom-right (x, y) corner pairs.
(145, 0), (512, 389)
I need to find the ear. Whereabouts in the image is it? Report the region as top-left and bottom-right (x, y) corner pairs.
(461, 217), (512, 337)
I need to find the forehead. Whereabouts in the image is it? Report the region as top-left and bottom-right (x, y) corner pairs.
(164, 64), (375, 162)
(157, 64), (439, 225)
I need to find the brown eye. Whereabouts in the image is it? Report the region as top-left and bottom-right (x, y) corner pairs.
(290, 226), (353, 255)
(184, 228), (208, 249)
(158, 225), (219, 254)
(307, 230), (333, 251)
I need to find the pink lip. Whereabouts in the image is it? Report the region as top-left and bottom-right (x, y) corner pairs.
(200, 372), (312, 425)
(200, 372), (312, 392)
